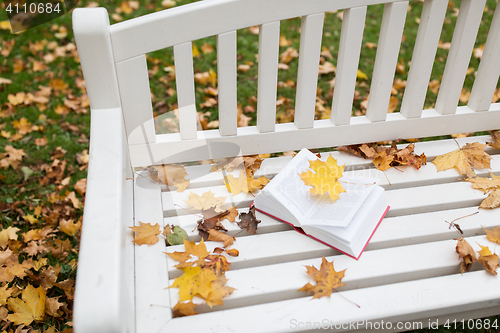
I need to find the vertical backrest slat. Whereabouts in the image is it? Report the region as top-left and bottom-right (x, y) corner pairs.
(400, 0), (447, 119)
(468, 2), (500, 112)
(174, 42), (198, 140)
(435, 0), (486, 115)
(115, 55), (156, 145)
(294, 13), (324, 129)
(366, 1), (408, 122)
(257, 21), (280, 133)
(217, 30), (238, 136)
(331, 6), (367, 126)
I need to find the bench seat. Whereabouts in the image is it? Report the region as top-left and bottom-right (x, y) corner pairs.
(130, 135), (500, 332)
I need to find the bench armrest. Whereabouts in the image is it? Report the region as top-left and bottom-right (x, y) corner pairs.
(73, 107), (135, 333)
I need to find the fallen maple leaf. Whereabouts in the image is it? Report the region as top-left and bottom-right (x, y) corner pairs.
(225, 249), (239, 257)
(169, 266), (218, 301)
(456, 238), (477, 273)
(484, 226), (500, 245)
(432, 142), (491, 178)
(299, 154), (345, 202)
(237, 206), (260, 235)
(479, 189), (500, 209)
(129, 222), (161, 245)
(207, 229), (235, 248)
(205, 277), (235, 308)
(477, 244), (499, 275)
(147, 164), (190, 192)
(166, 238), (210, 268)
(6, 284), (45, 325)
(224, 169), (269, 195)
(185, 191), (226, 213)
(0, 226), (20, 249)
(298, 256), (346, 299)
(173, 301), (199, 317)
(487, 130), (500, 149)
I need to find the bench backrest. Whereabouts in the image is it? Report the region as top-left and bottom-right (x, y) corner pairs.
(73, 0), (500, 168)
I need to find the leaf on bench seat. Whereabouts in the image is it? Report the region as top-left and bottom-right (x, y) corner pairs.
(477, 245), (499, 275)
(484, 226), (500, 245)
(223, 169), (269, 195)
(298, 256), (346, 300)
(455, 238), (477, 274)
(185, 191), (226, 213)
(147, 165), (190, 192)
(129, 222), (161, 246)
(432, 142), (491, 178)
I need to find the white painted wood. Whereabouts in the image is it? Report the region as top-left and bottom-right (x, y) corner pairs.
(167, 234), (499, 309)
(217, 30), (238, 136)
(331, 6), (367, 126)
(366, 1), (408, 122)
(256, 21), (280, 133)
(174, 42), (198, 140)
(294, 13), (324, 129)
(72, 8), (121, 110)
(400, 0), (448, 119)
(468, 2), (500, 112)
(128, 104), (500, 166)
(110, 0), (425, 62)
(435, 0), (487, 115)
(75, 1), (500, 332)
(133, 173), (172, 333)
(73, 107), (134, 333)
(115, 55), (156, 146)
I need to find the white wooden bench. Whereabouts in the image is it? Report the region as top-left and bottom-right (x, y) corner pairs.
(72, 0), (500, 332)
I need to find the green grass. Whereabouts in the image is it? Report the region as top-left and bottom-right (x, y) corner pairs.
(0, 0), (499, 331)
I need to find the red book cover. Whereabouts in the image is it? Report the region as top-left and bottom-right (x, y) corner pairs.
(253, 205), (390, 260)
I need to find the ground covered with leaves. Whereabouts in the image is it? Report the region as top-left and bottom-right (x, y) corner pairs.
(0, 0), (499, 332)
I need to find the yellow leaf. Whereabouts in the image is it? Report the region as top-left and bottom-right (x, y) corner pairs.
(7, 284), (45, 325)
(129, 222), (161, 245)
(0, 21), (11, 31)
(173, 301), (199, 317)
(432, 142), (491, 178)
(192, 44), (200, 57)
(184, 191), (226, 212)
(484, 226), (500, 245)
(23, 214), (38, 224)
(299, 155), (345, 202)
(356, 69), (368, 80)
(59, 219), (82, 236)
(0, 226), (20, 249)
(147, 164), (190, 192)
(477, 244), (499, 275)
(169, 266), (218, 301)
(0, 283), (14, 306)
(224, 169), (269, 195)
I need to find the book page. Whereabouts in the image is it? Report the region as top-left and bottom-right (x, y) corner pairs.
(304, 178), (376, 227)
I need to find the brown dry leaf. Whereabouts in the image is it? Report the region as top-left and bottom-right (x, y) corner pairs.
(59, 219), (81, 236)
(0, 226), (20, 249)
(237, 206), (261, 235)
(207, 229), (235, 248)
(298, 256), (346, 299)
(0, 253), (34, 283)
(147, 164), (190, 192)
(45, 297), (64, 317)
(465, 173), (500, 192)
(0, 283), (14, 305)
(487, 130), (500, 149)
(477, 244), (499, 275)
(456, 238), (477, 274)
(184, 191), (226, 213)
(129, 222), (161, 246)
(211, 155), (262, 173)
(484, 226), (500, 245)
(428, 80), (440, 94)
(373, 150), (394, 171)
(205, 278), (235, 308)
(172, 301), (199, 317)
(0, 145), (26, 170)
(432, 142), (491, 178)
(387, 96), (399, 113)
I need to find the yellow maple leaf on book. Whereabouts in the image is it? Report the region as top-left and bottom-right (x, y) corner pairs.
(299, 154), (345, 202)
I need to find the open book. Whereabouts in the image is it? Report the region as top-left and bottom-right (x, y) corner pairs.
(254, 148), (389, 259)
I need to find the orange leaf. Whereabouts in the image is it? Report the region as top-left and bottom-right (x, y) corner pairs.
(298, 256), (346, 299)
(129, 222), (161, 245)
(432, 142), (491, 178)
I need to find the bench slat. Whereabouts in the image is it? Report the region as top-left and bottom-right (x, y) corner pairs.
(366, 1), (408, 122)
(295, 13), (324, 129)
(256, 21), (280, 133)
(115, 55), (156, 145)
(331, 6), (367, 126)
(167, 235), (497, 312)
(435, 0), (487, 115)
(162, 269), (500, 332)
(174, 42), (198, 140)
(468, 2), (500, 112)
(400, 0), (448, 119)
(217, 30), (238, 136)
(134, 175), (172, 333)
